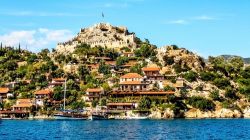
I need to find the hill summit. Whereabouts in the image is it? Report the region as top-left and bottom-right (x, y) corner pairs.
(56, 23), (137, 54)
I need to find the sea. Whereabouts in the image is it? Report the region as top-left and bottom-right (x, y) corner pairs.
(0, 119), (249, 140)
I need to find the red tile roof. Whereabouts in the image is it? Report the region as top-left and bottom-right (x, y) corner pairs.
(52, 78), (65, 82)
(121, 73), (142, 79)
(13, 99), (33, 108)
(34, 89), (52, 95)
(86, 88), (103, 93)
(0, 87), (9, 94)
(142, 67), (160, 71)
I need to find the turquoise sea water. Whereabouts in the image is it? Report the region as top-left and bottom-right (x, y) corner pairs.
(0, 119), (250, 140)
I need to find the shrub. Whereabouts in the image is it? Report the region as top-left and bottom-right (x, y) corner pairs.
(209, 90), (221, 101)
(200, 72), (216, 81)
(138, 96), (151, 109)
(163, 56), (175, 65)
(164, 85), (175, 91)
(213, 78), (230, 89)
(225, 87), (238, 100)
(187, 96), (215, 111)
(184, 71), (197, 82)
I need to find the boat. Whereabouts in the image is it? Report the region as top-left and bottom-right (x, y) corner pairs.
(54, 111), (88, 120)
(53, 79), (88, 120)
(89, 113), (108, 120)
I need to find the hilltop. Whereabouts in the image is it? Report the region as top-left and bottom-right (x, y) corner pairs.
(219, 55), (250, 64)
(0, 23), (250, 119)
(56, 23), (137, 54)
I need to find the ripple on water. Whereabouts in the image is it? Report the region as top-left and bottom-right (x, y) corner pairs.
(0, 119), (250, 139)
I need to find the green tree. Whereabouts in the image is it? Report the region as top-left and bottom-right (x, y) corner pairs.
(200, 71), (217, 81)
(99, 98), (107, 106)
(163, 56), (175, 65)
(91, 100), (98, 107)
(187, 96), (215, 111)
(71, 100), (85, 110)
(130, 64), (142, 74)
(116, 56), (129, 67)
(77, 65), (89, 81)
(134, 43), (157, 59)
(225, 87), (238, 100)
(138, 96), (151, 109)
(183, 71), (197, 82)
(27, 54), (38, 64)
(98, 61), (111, 75)
(213, 78), (230, 89)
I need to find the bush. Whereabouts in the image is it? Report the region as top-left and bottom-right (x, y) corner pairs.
(200, 72), (216, 81)
(209, 90), (221, 101)
(225, 87), (238, 100)
(138, 96), (151, 109)
(187, 96), (215, 111)
(213, 78), (230, 89)
(183, 71), (197, 82)
(173, 64), (183, 73)
(163, 56), (174, 65)
(71, 100), (85, 110)
(164, 85), (175, 91)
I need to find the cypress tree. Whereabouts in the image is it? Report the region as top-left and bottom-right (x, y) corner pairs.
(18, 43), (21, 52)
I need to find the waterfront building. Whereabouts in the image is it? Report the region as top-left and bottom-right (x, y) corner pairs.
(12, 99), (33, 112)
(34, 89), (52, 106)
(0, 87), (11, 100)
(83, 88), (104, 102)
(107, 102), (136, 110)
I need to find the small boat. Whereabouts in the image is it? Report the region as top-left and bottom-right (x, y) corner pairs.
(89, 114), (108, 120)
(89, 113), (108, 120)
(54, 111), (88, 120)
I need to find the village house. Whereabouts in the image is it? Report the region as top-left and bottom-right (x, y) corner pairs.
(120, 60), (138, 72)
(34, 89), (52, 106)
(111, 73), (175, 99)
(107, 102), (136, 110)
(0, 87), (12, 100)
(49, 78), (65, 87)
(12, 99), (33, 112)
(119, 73), (148, 91)
(142, 67), (164, 81)
(83, 88), (104, 102)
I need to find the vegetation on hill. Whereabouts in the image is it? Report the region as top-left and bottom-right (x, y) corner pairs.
(0, 24), (250, 118)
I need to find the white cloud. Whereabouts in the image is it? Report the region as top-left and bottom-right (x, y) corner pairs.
(0, 28), (74, 52)
(168, 20), (188, 25)
(193, 15), (216, 21)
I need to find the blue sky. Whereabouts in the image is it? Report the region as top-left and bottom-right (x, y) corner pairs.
(0, 0), (250, 58)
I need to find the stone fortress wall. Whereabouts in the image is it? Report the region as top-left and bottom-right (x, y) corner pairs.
(56, 23), (136, 54)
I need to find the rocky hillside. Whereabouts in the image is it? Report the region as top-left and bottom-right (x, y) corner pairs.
(56, 23), (137, 54)
(219, 55), (250, 64)
(158, 45), (205, 72)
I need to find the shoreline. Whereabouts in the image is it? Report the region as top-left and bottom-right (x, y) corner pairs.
(2, 117), (250, 120)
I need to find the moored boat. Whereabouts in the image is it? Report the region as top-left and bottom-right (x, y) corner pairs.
(89, 113), (108, 120)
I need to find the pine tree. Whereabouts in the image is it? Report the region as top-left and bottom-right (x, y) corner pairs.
(18, 43), (21, 52)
